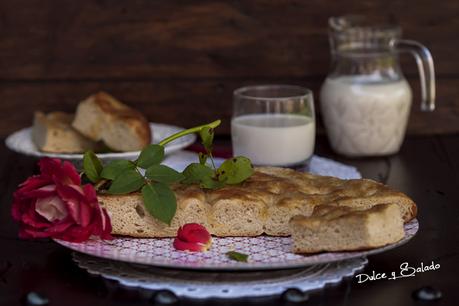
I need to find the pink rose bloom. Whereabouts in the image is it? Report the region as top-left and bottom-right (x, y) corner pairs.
(11, 158), (112, 242)
(173, 223), (212, 252)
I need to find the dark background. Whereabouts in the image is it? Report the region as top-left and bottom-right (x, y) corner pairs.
(1, 0), (458, 137)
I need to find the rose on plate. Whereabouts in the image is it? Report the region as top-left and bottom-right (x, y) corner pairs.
(173, 223), (212, 252)
(11, 157), (112, 242)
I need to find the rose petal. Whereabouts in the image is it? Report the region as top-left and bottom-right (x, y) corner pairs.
(56, 224), (93, 242)
(67, 184), (85, 196)
(20, 204), (50, 229)
(39, 158), (80, 186)
(21, 184), (57, 199)
(45, 219), (74, 234)
(39, 158), (62, 179)
(19, 226), (53, 239)
(100, 208), (113, 239)
(78, 202), (92, 228)
(177, 223), (211, 244)
(82, 184), (97, 205)
(82, 184), (112, 237)
(173, 238), (208, 252)
(62, 161), (81, 185)
(16, 176), (51, 195)
(35, 196), (68, 222)
(90, 206), (113, 240)
(64, 184), (92, 227)
(51, 162), (81, 186)
(56, 184), (83, 223)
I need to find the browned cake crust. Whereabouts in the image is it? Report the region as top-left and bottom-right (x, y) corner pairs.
(32, 111), (102, 153)
(92, 92), (151, 144)
(99, 167), (417, 238)
(72, 92), (151, 152)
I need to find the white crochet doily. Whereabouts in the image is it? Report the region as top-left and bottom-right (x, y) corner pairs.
(73, 252), (368, 299)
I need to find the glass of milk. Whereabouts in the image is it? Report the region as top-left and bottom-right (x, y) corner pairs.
(231, 85), (315, 167)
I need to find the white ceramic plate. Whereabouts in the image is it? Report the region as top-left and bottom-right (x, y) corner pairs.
(5, 123), (196, 162)
(55, 219), (418, 271)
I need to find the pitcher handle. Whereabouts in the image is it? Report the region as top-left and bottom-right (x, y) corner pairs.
(391, 39), (436, 111)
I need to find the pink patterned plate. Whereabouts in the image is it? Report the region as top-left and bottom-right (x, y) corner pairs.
(54, 219), (418, 271)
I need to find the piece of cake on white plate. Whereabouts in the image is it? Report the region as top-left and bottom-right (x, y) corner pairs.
(32, 111), (102, 153)
(290, 203), (405, 253)
(72, 92), (151, 152)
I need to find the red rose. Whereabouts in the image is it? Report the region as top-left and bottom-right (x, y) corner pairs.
(11, 158), (112, 242)
(173, 223), (212, 252)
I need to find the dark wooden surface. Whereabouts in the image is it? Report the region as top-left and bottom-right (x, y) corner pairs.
(1, 0), (459, 136)
(1, 135), (458, 306)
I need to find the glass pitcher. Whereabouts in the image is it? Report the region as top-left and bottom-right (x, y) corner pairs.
(320, 15), (435, 157)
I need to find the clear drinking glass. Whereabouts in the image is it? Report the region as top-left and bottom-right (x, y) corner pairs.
(231, 85), (315, 167)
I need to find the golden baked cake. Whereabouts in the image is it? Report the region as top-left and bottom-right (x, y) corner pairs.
(290, 204), (405, 253)
(72, 92), (151, 152)
(99, 167), (416, 239)
(32, 111), (101, 153)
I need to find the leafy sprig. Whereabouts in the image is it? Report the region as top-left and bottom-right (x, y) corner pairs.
(83, 145), (182, 224)
(83, 119), (254, 225)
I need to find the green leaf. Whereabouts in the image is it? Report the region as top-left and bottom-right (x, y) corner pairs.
(198, 152), (208, 165)
(181, 163), (224, 189)
(181, 163), (214, 184)
(101, 160), (136, 180)
(136, 144), (165, 169)
(226, 251), (249, 262)
(145, 165), (185, 184)
(199, 127), (214, 151)
(83, 151), (103, 183)
(142, 183), (177, 225)
(107, 169), (145, 194)
(200, 175), (225, 189)
(216, 156), (254, 185)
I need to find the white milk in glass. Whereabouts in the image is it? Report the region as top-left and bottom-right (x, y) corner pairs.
(231, 114), (315, 166)
(320, 77), (412, 156)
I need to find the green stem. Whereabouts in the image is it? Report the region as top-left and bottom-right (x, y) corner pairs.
(94, 179), (108, 191)
(208, 151), (217, 171)
(158, 119), (221, 147)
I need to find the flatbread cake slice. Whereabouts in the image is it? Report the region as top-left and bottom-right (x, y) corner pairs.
(290, 203), (405, 253)
(242, 167), (415, 236)
(99, 185), (209, 238)
(32, 111), (102, 153)
(72, 92), (151, 152)
(99, 167), (416, 238)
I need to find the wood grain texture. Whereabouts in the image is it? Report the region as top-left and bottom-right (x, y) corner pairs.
(0, 0), (458, 79)
(0, 0), (458, 135)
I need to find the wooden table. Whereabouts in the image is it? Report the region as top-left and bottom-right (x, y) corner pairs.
(1, 135), (458, 306)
